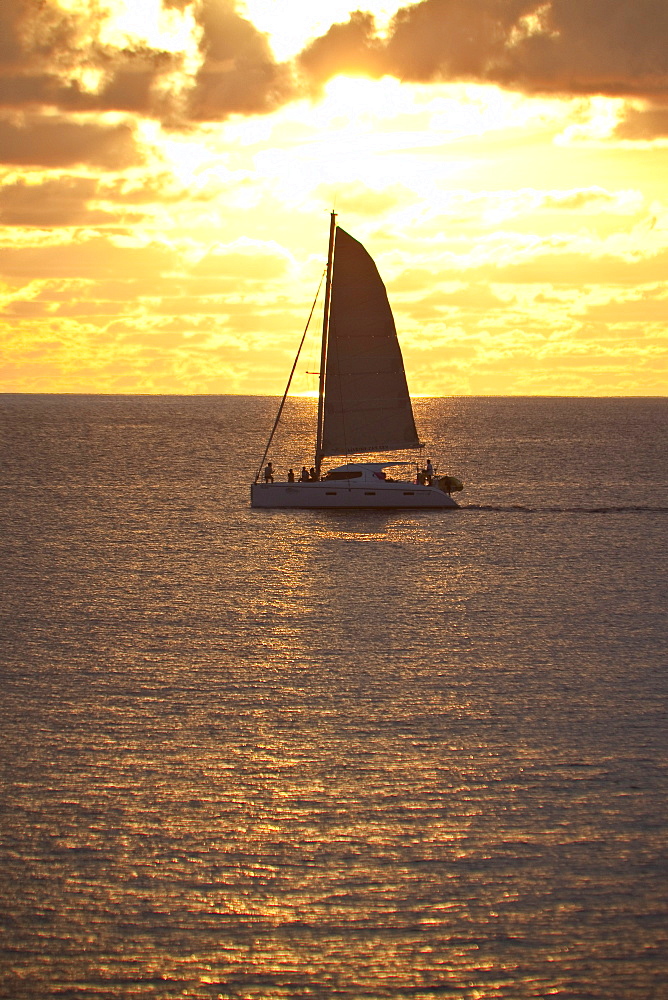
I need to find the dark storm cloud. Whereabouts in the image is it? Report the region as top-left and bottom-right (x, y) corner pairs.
(299, 0), (668, 132)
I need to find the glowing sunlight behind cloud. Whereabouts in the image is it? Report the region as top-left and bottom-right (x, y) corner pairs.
(0, 0), (667, 396)
(240, 0), (403, 60)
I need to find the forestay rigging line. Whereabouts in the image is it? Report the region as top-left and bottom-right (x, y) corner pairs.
(254, 269), (326, 484)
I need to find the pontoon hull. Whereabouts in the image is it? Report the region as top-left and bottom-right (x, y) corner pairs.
(251, 481), (459, 509)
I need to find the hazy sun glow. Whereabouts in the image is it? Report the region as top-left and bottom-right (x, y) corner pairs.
(94, 0), (196, 52)
(240, 0), (404, 60)
(1, 0), (667, 396)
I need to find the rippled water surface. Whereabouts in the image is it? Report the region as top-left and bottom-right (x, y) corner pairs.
(1, 395), (667, 999)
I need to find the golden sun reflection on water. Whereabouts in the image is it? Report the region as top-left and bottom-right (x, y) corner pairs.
(2, 396), (666, 998)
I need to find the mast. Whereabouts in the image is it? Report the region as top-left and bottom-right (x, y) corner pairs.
(314, 210), (336, 476)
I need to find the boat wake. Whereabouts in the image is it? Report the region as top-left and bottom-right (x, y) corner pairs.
(463, 504), (668, 514)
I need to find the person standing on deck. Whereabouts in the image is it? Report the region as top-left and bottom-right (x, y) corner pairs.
(264, 462), (274, 483)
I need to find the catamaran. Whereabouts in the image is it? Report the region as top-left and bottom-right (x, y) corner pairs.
(251, 213), (463, 509)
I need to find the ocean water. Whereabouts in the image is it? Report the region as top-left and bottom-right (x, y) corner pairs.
(0, 394), (666, 1000)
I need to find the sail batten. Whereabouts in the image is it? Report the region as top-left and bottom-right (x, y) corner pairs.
(321, 227), (420, 458)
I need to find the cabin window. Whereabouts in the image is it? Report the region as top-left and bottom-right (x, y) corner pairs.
(324, 470), (362, 480)
(325, 491), (337, 495)
(364, 491), (376, 496)
(403, 491), (415, 496)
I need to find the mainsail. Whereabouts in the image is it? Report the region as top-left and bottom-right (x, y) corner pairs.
(320, 228), (420, 458)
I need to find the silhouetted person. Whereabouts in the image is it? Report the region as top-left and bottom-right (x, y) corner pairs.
(300, 466), (309, 482)
(309, 467), (318, 481)
(264, 462), (274, 483)
(287, 468), (295, 482)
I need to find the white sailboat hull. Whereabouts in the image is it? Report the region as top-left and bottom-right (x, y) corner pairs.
(251, 479), (459, 509)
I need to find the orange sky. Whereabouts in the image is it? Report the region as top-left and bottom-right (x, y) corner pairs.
(1, 0), (667, 396)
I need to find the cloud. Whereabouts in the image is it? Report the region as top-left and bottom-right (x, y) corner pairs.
(191, 240), (292, 280)
(578, 285), (668, 323)
(0, 171), (204, 228)
(0, 235), (177, 280)
(614, 103), (668, 139)
(0, 116), (141, 168)
(299, 10), (385, 87)
(0, 0), (90, 74)
(316, 181), (419, 217)
(0, 0), (184, 117)
(537, 188), (638, 211)
(187, 0), (297, 120)
(2, 0), (666, 140)
(0, 176), (118, 227)
(483, 245), (668, 285)
(0, 174), (159, 229)
(298, 0), (668, 135)
(0, 0), (298, 129)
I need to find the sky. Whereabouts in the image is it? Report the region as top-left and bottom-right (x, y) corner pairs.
(1, 0), (667, 396)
